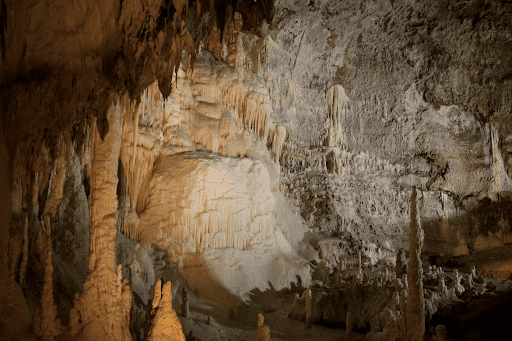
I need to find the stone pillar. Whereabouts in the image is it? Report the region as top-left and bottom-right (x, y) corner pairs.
(396, 249), (406, 278)
(181, 288), (190, 319)
(406, 186), (425, 341)
(76, 99), (132, 340)
(346, 311), (352, 334)
(305, 289), (313, 329)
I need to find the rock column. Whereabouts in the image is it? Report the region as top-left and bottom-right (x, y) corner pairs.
(76, 99), (132, 340)
(406, 186), (425, 341)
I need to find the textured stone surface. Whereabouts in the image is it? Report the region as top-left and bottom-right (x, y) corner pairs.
(1, 0), (512, 340)
(260, 0), (512, 257)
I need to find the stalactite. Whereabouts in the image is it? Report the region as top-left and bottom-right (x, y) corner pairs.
(406, 187), (425, 341)
(325, 84), (349, 147)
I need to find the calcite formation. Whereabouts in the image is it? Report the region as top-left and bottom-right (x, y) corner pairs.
(74, 99), (132, 340)
(1, 0), (512, 340)
(406, 186), (425, 341)
(256, 313), (271, 341)
(146, 279), (186, 341)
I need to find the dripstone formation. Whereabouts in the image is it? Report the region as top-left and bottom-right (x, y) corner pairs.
(1, 0), (511, 340)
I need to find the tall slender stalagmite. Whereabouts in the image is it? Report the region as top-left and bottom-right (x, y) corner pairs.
(19, 215), (29, 285)
(406, 186), (425, 341)
(76, 98), (132, 340)
(39, 216), (61, 341)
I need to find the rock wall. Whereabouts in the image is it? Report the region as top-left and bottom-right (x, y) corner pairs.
(115, 48), (311, 305)
(257, 0), (512, 256)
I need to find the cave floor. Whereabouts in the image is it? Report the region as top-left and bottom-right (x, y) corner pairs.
(455, 244), (512, 280)
(179, 291), (365, 341)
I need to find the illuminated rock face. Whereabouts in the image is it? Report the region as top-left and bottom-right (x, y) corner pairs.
(115, 49), (311, 302)
(264, 0), (512, 257)
(137, 151), (276, 253)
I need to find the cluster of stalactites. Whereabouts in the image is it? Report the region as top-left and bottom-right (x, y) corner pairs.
(119, 91), (159, 211)
(127, 202), (275, 254)
(279, 144), (403, 175)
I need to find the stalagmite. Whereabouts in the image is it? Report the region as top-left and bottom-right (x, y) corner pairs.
(346, 311), (352, 334)
(256, 313), (271, 341)
(19, 215), (29, 285)
(453, 269), (465, 296)
(399, 289), (408, 338)
(68, 308), (81, 337)
(152, 279), (162, 310)
(32, 306), (43, 337)
(181, 287), (190, 319)
(470, 265), (477, 277)
(7, 229), (22, 283)
(305, 289), (313, 329)
(40, 215), (61, 341)
(36, 230), (45, 264)
(122, 278), (132, 323)
(147, 280), (186, 341)
(438, 277), (448, 296)
(76, 99), (131, 340)
(356, 267), (363, 284)
(391, 291), (400, 316)
(402, 274), (408, 291)
(43, 138), (68, 218)
(396, 249), (405, 278)
(406, 186), (425, 341)
(433, 325), (448, 341)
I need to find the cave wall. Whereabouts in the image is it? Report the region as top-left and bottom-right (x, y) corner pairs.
(259, 0), (512, 256)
